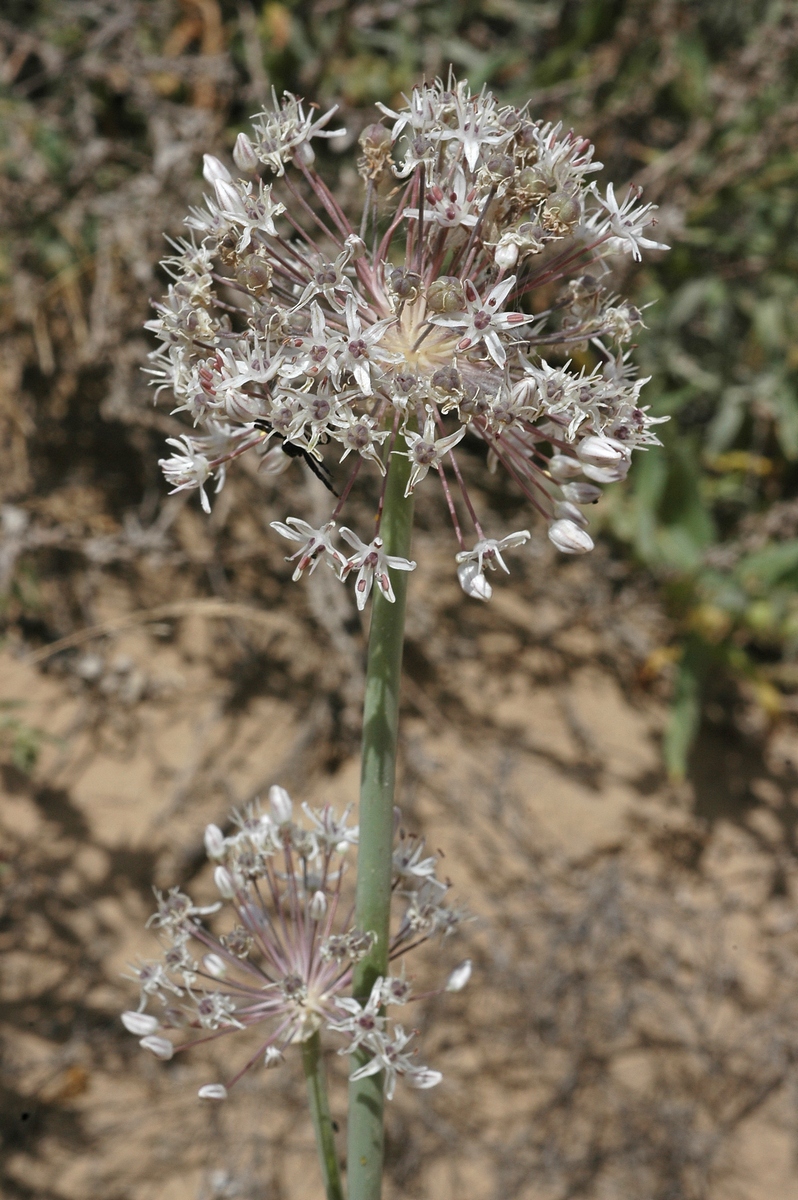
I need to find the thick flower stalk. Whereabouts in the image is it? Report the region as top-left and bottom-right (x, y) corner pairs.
(147, 76), (667, 603)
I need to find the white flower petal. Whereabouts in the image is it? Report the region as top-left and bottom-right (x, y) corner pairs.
(122, 1011), (159, 1036)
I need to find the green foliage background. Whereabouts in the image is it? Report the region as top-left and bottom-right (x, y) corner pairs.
(2, 0), (798, 775)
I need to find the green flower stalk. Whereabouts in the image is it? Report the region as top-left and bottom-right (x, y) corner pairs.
(347, 444), (414, 1200)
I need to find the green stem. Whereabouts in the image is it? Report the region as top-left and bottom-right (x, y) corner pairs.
(302, 1031), (345, 1200)
(347, 442), (414, 1200)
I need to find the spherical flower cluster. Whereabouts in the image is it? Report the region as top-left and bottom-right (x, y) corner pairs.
(147, 76), (668, 603)
(122, 786), (469, 1100)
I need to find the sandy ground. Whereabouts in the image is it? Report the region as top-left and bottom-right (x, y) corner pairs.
(4, 507), (798, 1200)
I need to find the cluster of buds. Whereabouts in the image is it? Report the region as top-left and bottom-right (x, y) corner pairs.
(148, 76), (667, 602)
(122, 786), (469, 1100)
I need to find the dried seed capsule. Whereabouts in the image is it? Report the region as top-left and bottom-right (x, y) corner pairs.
(389, 267), (422, 301)
(517, 168), (550, 202)
(486, 154), (515, 180)
(543, 191), (582, 231)
(430, 365), (462, 393)
(426, 276), (465, 313)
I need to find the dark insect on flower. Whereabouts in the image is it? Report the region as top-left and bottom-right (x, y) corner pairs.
(253, 419), (338, 495)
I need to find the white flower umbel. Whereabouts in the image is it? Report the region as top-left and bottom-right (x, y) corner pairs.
(122, 790), (465, 1101)
(148, 75), (667, 600)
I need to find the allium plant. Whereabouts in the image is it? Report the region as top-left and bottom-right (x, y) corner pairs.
(134, 75), (667, 1200)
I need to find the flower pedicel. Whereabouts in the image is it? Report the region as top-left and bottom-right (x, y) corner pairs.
(148, 76), (667, 604)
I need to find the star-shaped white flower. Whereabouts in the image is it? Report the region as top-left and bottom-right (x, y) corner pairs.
(339, 528), (416, 609)
(439, 84), (513, 170)
(290, 236), (364, 313)
(348, 1024), (441, 1101)
(330, 979), (386, 1052)
(336, 294), (393, 395)
(269, 517), (347, 580)
(430, 276), (533, 367)
(455, 530), (531, 600)
(159, 435), (214, 513)
(405, 168), (479, 229)
(586, 182), (668, 261)
(402, 413), (466, 495)
(331, 412), (390, 473)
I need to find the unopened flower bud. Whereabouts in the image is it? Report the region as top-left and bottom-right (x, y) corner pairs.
(516, 122), (538, 148)
(554, 500), (588, 528)
(582, 461), (630, 483)
(122, 1011), (160, 1036)
(269, 784), (293, 825)
(204, 824), (225, 859)
(203, 954), (227, 978)
(494, 239), (519, 269)
(457, 560), (493, 602)
(198, 1084), (228, 1100)
(232, 133), (258, 172)
(214, 178), (246, 217)
(293, 141), (316, 166)
(426, 276), (465, 313)
(309, 890), (327, 921)
(344, 234), (367, 260)
(359, 123), (392, 151)
(548, 519), (594, 555)
(445, 959), (472, 992)
(576, 435), (626, 467)
(140, 1035), (175, 1060)
(548, 454), (583, 481)
(214, 865), (235, 899)
(237, 260), (273, 293)
(202, 154), (231, 187)
(510, 377), (539, 408)
(561, 481), (603, 504)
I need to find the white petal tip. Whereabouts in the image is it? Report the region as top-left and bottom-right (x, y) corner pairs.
(198, 1084), (228, 1100)
(204, 823), (225, 859)
(268, 785), (293, 824)
(445, 959), (472, 992)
